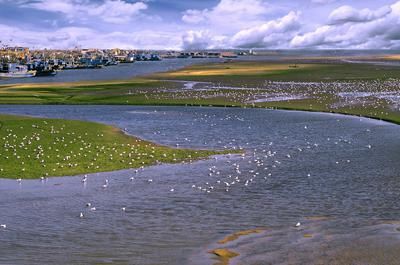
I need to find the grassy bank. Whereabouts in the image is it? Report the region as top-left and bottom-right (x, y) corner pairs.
(0, 114), (227, 179)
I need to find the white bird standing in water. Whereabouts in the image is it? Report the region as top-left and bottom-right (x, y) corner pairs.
(102, 179), (109, 188)
(295, 222), (301, 227)
(0, 224), (6, 229)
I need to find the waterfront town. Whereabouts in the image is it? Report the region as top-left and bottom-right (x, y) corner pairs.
(0, 46), (241, 78)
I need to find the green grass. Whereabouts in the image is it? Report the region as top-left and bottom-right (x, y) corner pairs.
(0, 114), (229, 179)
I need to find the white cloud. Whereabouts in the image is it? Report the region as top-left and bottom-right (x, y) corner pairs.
(23, 0), (148, 24)
(311, 0), (337, 4)
(291, 1), (400, 49)
(0, 23), (180, 50)
(328, 5), (391, 24)
(88, 0), (148, 24)
(182, 9), (207, 24)
(181, 30), (213, 50)
(230, 11), (301, 48)
(0, 24), (96, 48)
(3, 0), (400, 50)
(181, 11), (301, 50)
(180, 0), (299, 49)
(26, 1), (76, 14)
(181, 30), (228, 50)
(182, 0), (279, 33)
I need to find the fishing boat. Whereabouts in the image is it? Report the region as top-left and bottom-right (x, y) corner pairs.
(34, 65), (57, 77)
(35, 68), (57, 77)
(0, 63), (36, 78)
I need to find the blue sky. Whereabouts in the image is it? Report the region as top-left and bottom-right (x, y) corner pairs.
(0, 0), (399, 49)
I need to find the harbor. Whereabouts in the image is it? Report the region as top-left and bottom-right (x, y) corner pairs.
(0, 46), (242, 82)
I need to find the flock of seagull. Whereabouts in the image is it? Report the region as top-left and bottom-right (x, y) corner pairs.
(132, 79), (400, 118)
(0, 120), (205, 179)
(0, 110), (376, 232)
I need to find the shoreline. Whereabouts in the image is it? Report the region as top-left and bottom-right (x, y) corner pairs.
(0, 112), (232, 179)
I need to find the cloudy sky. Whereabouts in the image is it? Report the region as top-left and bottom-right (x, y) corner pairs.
(0, 0), (400, 50)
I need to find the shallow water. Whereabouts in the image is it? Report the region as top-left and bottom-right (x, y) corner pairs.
(0, 105), (400, 265)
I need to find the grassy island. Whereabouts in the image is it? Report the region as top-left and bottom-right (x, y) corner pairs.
(0, 114), (227, 179)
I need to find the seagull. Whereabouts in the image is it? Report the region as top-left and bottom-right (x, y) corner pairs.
(121, 207), (126, 212)
(0, 224), (6, 229)
(295, 222), (301, 227)
(102, 179), (109, 188)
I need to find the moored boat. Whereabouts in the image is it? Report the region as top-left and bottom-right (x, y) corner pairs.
(35, 69), (57, 77)
(33, 64), (57, 77)
(0, 63), (36, 78)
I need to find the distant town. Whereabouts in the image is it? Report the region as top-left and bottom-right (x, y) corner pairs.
(0, 46), (248, 78)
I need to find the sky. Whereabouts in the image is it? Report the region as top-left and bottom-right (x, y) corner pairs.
(0, 0), (400, 50)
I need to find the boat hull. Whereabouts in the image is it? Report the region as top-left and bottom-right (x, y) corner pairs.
(35, 71), (57, 77)
(0, 72), (36, 78)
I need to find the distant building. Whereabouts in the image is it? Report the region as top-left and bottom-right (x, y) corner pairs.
(0, 46), (30, 62)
